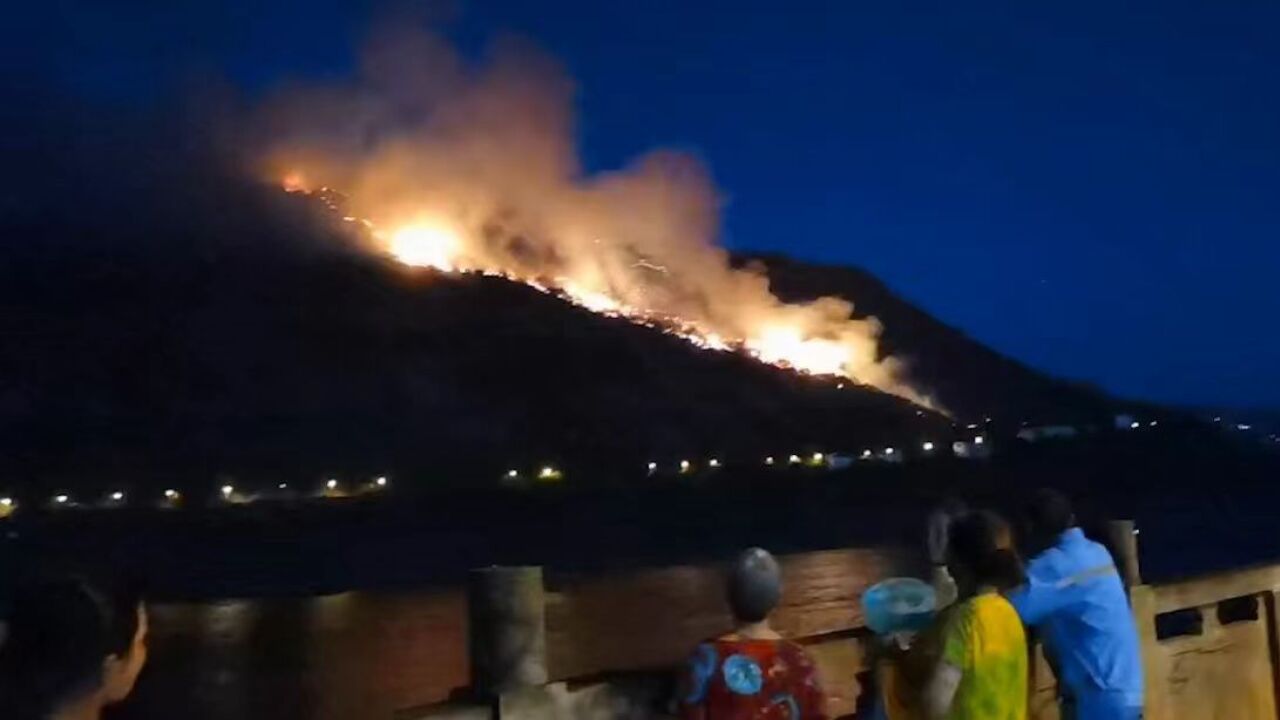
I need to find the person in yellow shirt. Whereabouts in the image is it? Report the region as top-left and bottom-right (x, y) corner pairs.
(925, 510), (1027, 720)
(880, 510), (1028, 720)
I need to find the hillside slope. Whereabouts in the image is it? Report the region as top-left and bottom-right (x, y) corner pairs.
(0, 184), (1133, 491)
(753, 255), (1122, 423)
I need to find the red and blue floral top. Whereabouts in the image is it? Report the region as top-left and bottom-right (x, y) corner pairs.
(677, 637), (829, 720)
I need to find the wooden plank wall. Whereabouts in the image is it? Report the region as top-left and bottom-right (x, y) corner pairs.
(401, 549), (1280, 720)
(1142, 572), (1280, 720)
(544, 547), (915, 681)
(543, 556), (1280, 720)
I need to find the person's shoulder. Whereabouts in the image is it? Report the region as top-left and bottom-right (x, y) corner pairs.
(773, 640), (822, 676)
(941, 594), (983, 634)
(1080, 536), (1118, 562)
(972, 594), (1027, 644)
(684, 641), (724, 675)
(702, 635), (777, 659)
(972, 592), (1021, 621)
(1028, 541), (1081, 579)
(777, 638), (814, 657)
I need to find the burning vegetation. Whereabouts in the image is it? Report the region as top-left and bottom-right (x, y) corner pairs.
(250, 27), (937, 410)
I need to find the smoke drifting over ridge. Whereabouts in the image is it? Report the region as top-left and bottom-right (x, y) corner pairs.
(248, 27), (936, 408)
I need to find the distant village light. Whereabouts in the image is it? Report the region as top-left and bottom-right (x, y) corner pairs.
(974, 436), (985, 445)
(765, 456), (775, 465)
(709, 458), (721, 468)
(110, 491), (124, 501)
(862, 449), (873, 458)
(507, 470), (519, 479)
(278, 482), (288, 490)
(812, 452), (825, 463)
(885, 447), (896, 455)
(375, 476), (388, 487)
(680, 460), (691, 472)
(1, 497), (12, 507)
(221, 485), (233, 497)
(164, 489), (179, 499)
(647, 462), (657, 472)
(922, 441), (935, 452)
(55, 494), (69, 504)
(326, 479), (338, 490)
(1130, 421), (1141, 429)
(788, 454), (802, 464)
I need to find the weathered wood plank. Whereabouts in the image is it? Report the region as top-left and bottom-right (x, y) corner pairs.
(1028, 642), (1060, 720)
(804, 635), (868, 718)
(1158, 611), (1277, 720)
(544, 547), (913, 680)
(1153, 565), (1280, 614)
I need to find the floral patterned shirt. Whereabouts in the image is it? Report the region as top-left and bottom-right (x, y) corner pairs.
(678, 637), (828, 720)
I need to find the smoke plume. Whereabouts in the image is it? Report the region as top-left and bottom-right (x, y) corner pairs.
(246, 26), (935, 408)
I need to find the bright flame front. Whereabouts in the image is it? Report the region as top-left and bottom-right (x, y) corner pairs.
(746, 326), (850, 377)
(385, 222), (461, 272)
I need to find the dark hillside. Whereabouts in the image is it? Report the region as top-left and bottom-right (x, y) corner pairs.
(754, 254), (1130, 423)
(0, 184), (1142, 493)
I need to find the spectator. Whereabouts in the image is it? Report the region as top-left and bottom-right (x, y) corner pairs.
(677, 547), (828, 719)
(914, 510), (1028, 720)
(1007, 489), (1143, 720)
(0, 574), (149, 720)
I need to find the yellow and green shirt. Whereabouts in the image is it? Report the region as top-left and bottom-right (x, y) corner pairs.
(939, 592), (1028, 720)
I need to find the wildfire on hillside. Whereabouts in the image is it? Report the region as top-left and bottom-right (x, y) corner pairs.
(257, 26), (938, 410)
(287, 178), (937, 408)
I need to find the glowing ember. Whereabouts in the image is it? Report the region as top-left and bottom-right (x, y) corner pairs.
(282, 171), (307, 193)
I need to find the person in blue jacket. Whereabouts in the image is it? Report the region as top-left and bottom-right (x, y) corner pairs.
(1006, 489), (1144, 720)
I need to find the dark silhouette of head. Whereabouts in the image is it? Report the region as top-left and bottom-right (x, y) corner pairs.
(0, 574), (148, 720)
(948, 510), (1025, 594)
(1023, 488), (1076, 555)
(727, 547), (783, 624)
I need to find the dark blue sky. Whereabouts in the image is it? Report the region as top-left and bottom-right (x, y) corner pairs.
(9, 1), (1280, 407)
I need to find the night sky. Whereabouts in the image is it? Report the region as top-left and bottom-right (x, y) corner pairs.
(6, 1), (1279, 408)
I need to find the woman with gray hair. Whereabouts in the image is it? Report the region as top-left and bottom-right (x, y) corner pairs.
(676, 547), (828, 719)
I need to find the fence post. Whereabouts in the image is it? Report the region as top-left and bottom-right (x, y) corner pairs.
(1106, 519), (1142, 588)
(1264, 591), (1280, 720)
(1128, 584), (1165, 720)
(468, 566), (549, 704)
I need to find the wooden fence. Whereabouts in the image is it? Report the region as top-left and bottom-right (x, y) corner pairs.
(416, 527), (1280, 720)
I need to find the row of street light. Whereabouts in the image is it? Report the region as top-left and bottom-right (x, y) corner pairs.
(0, 475), (392, 517)
(2, 432), (1004, 514)
(502, 436), (989, 483)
